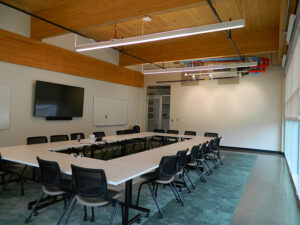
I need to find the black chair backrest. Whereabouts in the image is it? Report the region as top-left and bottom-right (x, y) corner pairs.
(93, 132), (105, 138)
(204, 132), (218, 137)
(0, 153), (4, 168)
(154, 129), (164, 133)
(159, 155), (179, 177)
(167, 130), (179, 134)
(133, 125), (140, 133)
(37, 157), (61, 187)
(199, 143), (207, 159)
(70, 133), (85, 140)
(71, 164), (108, 199)
(190, 145), (200, 161)
(184, 131), (196, 136)
(116, 130), (126, 135)
(27, 136), (48, 145)
(215, 137), (222, 147)
(124, 129), (134, 134)
(207, 139), (215, 153)
(176, 149), (188, 169)
(50, 135), (69, 142)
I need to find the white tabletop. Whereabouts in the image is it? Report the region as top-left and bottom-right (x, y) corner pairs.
(0, 132), (212, 185)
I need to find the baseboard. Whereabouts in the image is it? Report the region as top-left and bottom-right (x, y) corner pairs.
(221, 146), (284, 155)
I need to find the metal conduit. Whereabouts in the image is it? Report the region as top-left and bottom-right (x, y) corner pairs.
(206, 0), (243, 60)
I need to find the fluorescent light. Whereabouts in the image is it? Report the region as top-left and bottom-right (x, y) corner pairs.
(143, 62), (257, 74)
(76, 19), (245, 52)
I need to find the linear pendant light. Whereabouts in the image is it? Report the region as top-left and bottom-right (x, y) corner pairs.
(75, 19), (245, 52)
(142, 62), (257, 75)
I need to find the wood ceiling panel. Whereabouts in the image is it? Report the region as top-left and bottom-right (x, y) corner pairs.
(30, 0), (213, 40)
(87, 0), (242, 40)
(119, 29), (279, 66)
(1, 0), (73, 12)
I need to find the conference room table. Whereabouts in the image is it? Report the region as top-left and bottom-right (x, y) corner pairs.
(0, 132), (212, 225)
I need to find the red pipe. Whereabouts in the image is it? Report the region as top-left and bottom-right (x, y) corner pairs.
(249, 68), (265, 73)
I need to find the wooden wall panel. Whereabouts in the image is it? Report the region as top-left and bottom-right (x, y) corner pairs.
(0, 29), (143, 87)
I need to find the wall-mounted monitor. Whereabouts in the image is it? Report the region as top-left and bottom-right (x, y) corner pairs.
(34, 81), (84, 119)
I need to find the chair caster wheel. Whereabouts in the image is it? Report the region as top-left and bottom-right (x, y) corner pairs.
(145, 213), (150, 218)
(137, 218), (142, 224)
(33, 211), (38, 216)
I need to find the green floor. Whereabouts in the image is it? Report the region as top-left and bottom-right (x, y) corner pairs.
(0, 151), (257, 225)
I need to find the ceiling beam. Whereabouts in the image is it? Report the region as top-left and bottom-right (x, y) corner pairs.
(119, 30), (279, 66)
(0, 29), (144, 87)
(31, 0), (221, 40)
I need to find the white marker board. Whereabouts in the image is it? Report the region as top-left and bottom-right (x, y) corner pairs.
(0, 85), (11, 129)
(93, 96), (127, 126)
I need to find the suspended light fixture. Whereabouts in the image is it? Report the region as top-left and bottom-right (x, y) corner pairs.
(75, 19), (245, 52)
(143, 61), (257, 75)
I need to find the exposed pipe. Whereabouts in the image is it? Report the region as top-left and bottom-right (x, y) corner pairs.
(156, 76), (239, 84)
(0, 1), (166, 69)
(279, 0), (292, 62)
(206, 0), (243, 60)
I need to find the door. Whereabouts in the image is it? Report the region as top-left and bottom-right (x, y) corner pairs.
(146, 96), (170, 131)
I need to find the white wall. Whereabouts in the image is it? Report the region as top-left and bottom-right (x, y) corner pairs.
(0, 4), (30, 37)
(0, 5), (142, 147)
(0, 61), (143, 147)
(144, 67), (283, 151)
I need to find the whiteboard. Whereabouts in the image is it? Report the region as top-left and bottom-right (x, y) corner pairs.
(93, 96), (128, 126)
(0, 85), (11, 130)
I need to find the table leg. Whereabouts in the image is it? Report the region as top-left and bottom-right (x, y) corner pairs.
(123, 179), (150, 225)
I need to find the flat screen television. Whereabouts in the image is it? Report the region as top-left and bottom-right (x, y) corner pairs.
(34, 81), (84, 119)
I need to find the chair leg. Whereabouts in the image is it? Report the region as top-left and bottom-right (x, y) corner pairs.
(63, 199), (77, 225)
(55, 194), (74, 225)
(136, 180), (147, 206)
(91, 207), (95, 222)
(146, 182), (163, 218)
(25, 192), (45, 223)
(109, 200), (119, 225)
(204, 160), (213, 174)
(169, 183), (180, 203)
(193, 165), (206, 182)
(201, 161), (210, 176)
(154, 183), (159, 197)
(180, 174), (191, 193)
(83, 206), (88, 221)
(183, 169), (195, 189)
(171, 181), (184, 206)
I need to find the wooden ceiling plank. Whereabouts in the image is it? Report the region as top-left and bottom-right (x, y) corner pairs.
(31, 0), (223, 40)
(119, 29), (279, 66)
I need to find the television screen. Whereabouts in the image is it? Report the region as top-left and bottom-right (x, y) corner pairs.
(34, 81), (84, 118)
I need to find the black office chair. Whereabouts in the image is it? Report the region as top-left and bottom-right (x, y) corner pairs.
(63, 165), (121, 225)
(186, 145), (206, 182)
(184, 131), (196, 136)
(51, 135), (69, 142)
(175, 149), (195, 191)
(205, 139), (219, 169)
(116, 130), (126, 135)
(204, 132), (218, 138)
(165, 130), (179, 145)
(26, 136), (48, 180)
(197, 142), (213, 175)
(0, 153), (24, 197)
(149, 129), (165, 148)
(93, 131), (105, 138)
(25, 157), (72, 224)
(27, 136), (48, 145)
(70, 133), (85, 140)
(136, 155), (183, 218)
(212, 137), (223, 165)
